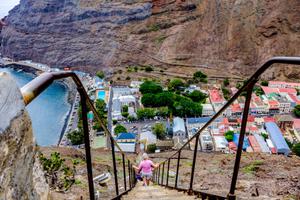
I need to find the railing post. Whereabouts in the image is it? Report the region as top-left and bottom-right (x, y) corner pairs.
(122, 154), (127, 191)
(110, 137), (119, 196)
(228, 81), (256, 199)
(166, 159), (170, 187)
(79, 92), (95, 200)
(175, 150), (181, 189)
(188, 134), (200, 194)
(158, 164), (161, 184)
(161, 162), (165, 185)
(128, 160), (132, 189)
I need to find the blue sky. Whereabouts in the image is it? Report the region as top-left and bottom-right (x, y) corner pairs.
(0, 0), (20, 18)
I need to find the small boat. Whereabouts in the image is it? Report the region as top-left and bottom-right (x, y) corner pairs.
(93, 172), (111, 184)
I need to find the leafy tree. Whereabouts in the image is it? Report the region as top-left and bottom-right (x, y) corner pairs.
(67, 129), (84, 145)
(134, 66), (138, 72)
(168, 79), (185, 91)
(139, 81), (163, 94)
(152, 123), (166, 140)
(223, 78), (230, 87)
(128, 116), (136, 122)
(126, 76), (131, 80)
(172, 96), (202, 117)
(137, 108), (156, 120)
(95, 99), (106, 117)
(193, 71), (207, 79)
(193, 71), (207, 82)
(147, 144), (157, 153)
(96, 71), (105, 79)
(141, 93), (156, 107)
(112, 119), (118, 125)
(186, 90), (207, 103)
(144, 66), (154, 72)
(156, 107), (169, 118)
(293, 105), (300, 117)
(292, 143), (300, 156)
(122, 105), (129, 113)
(225, 131), (234, 141)
(253, 86), (264, 96)
(114, 124), (127, 135)
(222, 87), (230, 100)
(122, 112), (129, 118)
(261, 80), (269, 86)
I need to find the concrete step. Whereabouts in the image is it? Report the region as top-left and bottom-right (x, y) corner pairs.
(122, 183), (196, 200)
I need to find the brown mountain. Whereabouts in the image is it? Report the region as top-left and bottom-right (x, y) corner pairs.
(1, 0), (300, 78)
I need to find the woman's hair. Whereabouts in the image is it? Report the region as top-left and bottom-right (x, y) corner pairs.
(142, 153), (149, 160)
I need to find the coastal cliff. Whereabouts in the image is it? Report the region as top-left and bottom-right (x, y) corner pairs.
(1, 0), (300, 77)
(0, 72), (49, 199)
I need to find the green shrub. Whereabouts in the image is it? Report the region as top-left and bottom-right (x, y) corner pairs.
(145, 66), (154, 72)
(147, 144), (157, 153)
(225, 131), (234, 142)
(67, 129), (84, 145)
(114, 124), (127, 135)
(292, 143), (300, 156)
(96, 71), (105, 79)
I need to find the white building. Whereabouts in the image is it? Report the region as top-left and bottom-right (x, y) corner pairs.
(130, 81), (143, 88)
(213, 136), (228, 152)
(202, 104), (214, 116)
(173, 117), (186, 139)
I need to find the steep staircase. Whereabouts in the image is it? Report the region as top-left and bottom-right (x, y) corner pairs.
(122, 182), (195, 200)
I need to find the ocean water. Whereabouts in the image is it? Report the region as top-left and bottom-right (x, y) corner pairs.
(0, 68), (71, 146)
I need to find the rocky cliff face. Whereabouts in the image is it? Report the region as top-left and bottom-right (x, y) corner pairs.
(0, 72), (49, 199)
(1, 0), (300, 78)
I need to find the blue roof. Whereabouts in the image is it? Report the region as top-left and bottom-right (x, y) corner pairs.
(187, 117), (222, 124)
(233, 134), (249, 150)
(265, 122), (290, 155)
(116, 132), (136, 140)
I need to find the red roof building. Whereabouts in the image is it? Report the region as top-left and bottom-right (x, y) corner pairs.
(269, 81), (300, 89)
(278, 88), (297, 95)
(261, 86), (279, 95)
(248, 135), (261, 152)
(209, 89), (225, 104)
(263, 117), (276, 123)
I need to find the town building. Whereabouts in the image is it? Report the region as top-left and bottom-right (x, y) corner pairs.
(202, 104), (214, 116)
(115, 132), (136, 153)
(173, 117), (186, 138)
(264, 122), (290, 155)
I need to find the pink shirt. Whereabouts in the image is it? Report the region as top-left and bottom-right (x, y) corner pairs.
(139, 160), (153, 173)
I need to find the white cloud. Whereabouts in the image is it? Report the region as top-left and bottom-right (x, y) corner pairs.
(0, 0), (20, 18)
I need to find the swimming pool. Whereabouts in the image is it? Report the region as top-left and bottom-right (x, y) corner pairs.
(98, 90), (106, 100)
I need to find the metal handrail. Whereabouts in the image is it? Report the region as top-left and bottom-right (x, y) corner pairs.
(20, 71), (137, 199)
(154, 57), (300, 200)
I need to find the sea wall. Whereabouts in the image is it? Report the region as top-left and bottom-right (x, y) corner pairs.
(0, 72), (49, 199)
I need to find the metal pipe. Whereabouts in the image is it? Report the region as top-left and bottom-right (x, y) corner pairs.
(158, 164), (161, 184)
(166, 159), (170, 187)
(79, 91), (95, 200)
(189, 134), (200, 194)
(122, 154), (127, 191)
(161, 162), (165, 185)
(111, 137), (119, 196)
(128, 160), (132, 189)
(175, 151), (181, 189)
(228, 81), (256, 197)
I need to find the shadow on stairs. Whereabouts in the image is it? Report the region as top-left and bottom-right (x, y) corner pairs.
(121, 182), (195, 200)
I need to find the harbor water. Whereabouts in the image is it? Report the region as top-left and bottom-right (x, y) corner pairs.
(0, 68), (71, 146)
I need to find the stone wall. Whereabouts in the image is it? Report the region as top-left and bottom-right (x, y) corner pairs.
(0, 72), (49, 200)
